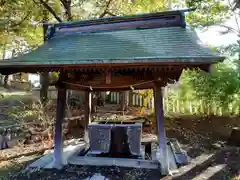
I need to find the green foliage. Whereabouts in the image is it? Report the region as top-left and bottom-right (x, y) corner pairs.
(0, 0), (44, 54)
(49, 71), (59, 83)
(8, 98), (55, 133)
(186, 0), (232, 28)
(183, 65), (239, 102)
(138, 89), (154, 114)
(217, 43), (240, 70)
(112, 0), (169, 15)
(139, 42), (240, 116)
(72, 0), (173, 19)
(165, 60), (240, 116)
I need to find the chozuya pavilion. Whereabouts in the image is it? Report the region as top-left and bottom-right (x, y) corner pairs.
(0, 9), (224, 175)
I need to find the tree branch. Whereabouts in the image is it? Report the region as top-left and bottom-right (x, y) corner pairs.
(106, 11), (116, 17)
(71, 0), (84, 8)
(9, 11), (31, 29)
(228, 0), (240, 34)
(219, 25), (238, 35)
(60, 0), (68, 10)
(60, 0), (72, 21)
(99, 0), (114, 18)
(0, 0), (6, 7)
(34, 0), (62, 22)
(233, 0), (240, 10)
(1, 11), (31, 31)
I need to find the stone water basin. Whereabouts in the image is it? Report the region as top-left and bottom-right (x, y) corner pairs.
(88, 119), (142, 158)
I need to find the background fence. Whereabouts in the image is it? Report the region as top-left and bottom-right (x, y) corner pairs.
(108, 91), (240, 116)
(109, 91), (153, 108)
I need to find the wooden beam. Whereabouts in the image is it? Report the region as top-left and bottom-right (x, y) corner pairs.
(153, 84), (169, 175)
(53, 85), (67, 169)
(84, 91), (92, 143)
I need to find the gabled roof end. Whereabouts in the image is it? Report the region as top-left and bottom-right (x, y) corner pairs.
(45, 9), (197, 40)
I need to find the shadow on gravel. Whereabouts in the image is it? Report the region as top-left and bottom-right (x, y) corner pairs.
(173, 147), (240, 180)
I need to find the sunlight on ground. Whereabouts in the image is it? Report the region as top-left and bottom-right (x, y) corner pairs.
(0, 88), (34, 105)
(0, 87), (28, 97)
(193, 164), (226, 180)
(1, 91), (28, 97)
(232, 176), (240, 180)
(0, 92), (38, 106)
(176, 153), (215, 174)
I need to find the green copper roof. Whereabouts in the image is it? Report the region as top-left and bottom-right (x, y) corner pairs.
(1, 26), (223, 67)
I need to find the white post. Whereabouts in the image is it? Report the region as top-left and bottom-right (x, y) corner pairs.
(84, 91), (92, 143)
(154, 84), (169, 175)
(53, 87), (66, 169)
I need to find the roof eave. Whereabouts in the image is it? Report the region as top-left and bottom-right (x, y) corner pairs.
(0, 56), (225, 67)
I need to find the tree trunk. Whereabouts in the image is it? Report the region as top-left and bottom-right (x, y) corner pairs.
(2, 41), (8, 89)
(40, 72), (49, 104)
(3, 75), (9, 89)
(129, 90), (133, 106)
(120, 91), (129, 111)
(63, 0), (72, 21)
(124, 91), (129, 110)
(237, 40), (240, 70)
(2, 40), (6, 60)
(40, 5), (49, 104)
(228, 127), (240, 146)
(120, 91), (124, 111)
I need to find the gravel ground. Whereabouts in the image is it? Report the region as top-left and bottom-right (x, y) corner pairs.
(6, 144), (240, 180)
(9, 166), (163, 180)
(166, 116), (240, 180)
(3, 120), (240, 180)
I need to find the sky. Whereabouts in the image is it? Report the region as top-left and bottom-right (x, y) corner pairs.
(198, 29), (236, 46)
(170, 0), (238, 47)
(198, 16), (238, 46)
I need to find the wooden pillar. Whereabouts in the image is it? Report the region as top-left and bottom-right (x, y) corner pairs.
(84, 91), (91, 143)
(154, 84), (169, 175)
(53, 86), (67, 169)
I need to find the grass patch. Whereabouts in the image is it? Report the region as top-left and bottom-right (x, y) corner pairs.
(0, 154), (40, 179)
